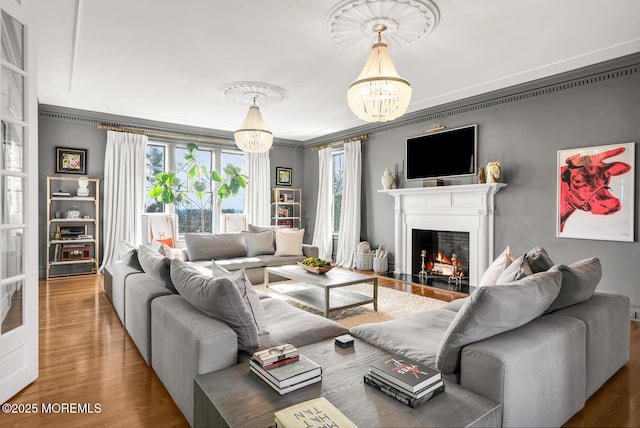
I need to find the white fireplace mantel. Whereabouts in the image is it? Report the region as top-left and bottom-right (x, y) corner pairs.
(379, 183), (507, 286)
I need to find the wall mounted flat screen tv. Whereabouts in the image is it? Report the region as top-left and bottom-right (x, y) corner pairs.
(406, 124), (477, 180)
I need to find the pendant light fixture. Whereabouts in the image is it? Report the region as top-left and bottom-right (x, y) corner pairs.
(219, 81), (288, 153)
(234, 96), (273, 153)
(347, 24), (412, 123)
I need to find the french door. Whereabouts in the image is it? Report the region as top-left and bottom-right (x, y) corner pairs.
(0, 0), (38, 403)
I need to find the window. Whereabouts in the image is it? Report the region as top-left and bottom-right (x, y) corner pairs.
(145, 142), (245, 235)
(332, 150), (344, 233)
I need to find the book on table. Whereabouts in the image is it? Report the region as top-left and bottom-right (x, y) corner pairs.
(366, 370), (444, 399)
(253, 343), (299, 366)
(368, 356), (441, 393)
(274, 397), (358, 428)
(250, 355), (321, 388)
(364, 373), (445, 408)
(250, 365), (321, 395)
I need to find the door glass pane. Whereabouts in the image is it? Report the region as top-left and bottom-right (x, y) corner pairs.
(175, 147), (213, 233)
(1, 175), (23, 224)
(2, 121), (23, 172)
(1, 228), (23, 279)
(1, 11), (24, 70)
(220, 152), (245, 214)
(145, 144), (166, 213)
(1, 280), (23, 334)
(1, 66), (23, 121)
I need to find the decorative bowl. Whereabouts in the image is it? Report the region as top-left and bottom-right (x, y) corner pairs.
(297, 262), (334, 274)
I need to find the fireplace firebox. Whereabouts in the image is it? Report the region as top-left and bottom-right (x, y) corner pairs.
(412, 229), (470, 287)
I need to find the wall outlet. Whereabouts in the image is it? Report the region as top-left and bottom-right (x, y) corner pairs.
(632, 311), (638, 320)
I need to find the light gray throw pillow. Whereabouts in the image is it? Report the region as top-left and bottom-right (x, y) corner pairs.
(185, 232), (247, 261)
(212, 261), (269, 334)
(242, 230), (275, 256)
(495, 254), (533, 283)
(525, 246), (555, 273)
(546, 257), (601, 312)
(137, 244), (177, 293)
(436, 270), (562, 374)
(118, 240), (142, 271)
(170, 259), (259, 353)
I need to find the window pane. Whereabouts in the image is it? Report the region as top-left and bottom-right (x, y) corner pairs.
(1, 66), (23, 121)
(1, 11), (24, 70)
(145, 144), (165, 213)
(332, 152), (344, 233)
(1, 228), (23, 279)
(2, 175), (23, 224)
(1, 279), (23, 334)
(1, 121), (23, 172)
(220, 151), (245, 214)
(175, 147), (213, 233)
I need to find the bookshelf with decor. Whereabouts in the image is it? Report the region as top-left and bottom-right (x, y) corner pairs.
(46, 176), (100, 279)
(272, 188), (301, 229)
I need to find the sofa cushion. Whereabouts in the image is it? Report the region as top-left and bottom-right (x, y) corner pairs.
(170, 259), (259, 353)
(351, 308), (457, 371)
(211, 257), (266, 271)
(260, 298), (347, 349)
(439, 297), (468, 312)
(212, 261), (269, 335)
(496, 254), (533, 283)
(525, 246), (555, 273)
(274, 229), (304, 257)
(138, 244), (177, 293)
(242, 230), (275, 256)
(478, 246), (513, 287)
(436, 270), (562, 374)
(258, 254), (307, 267)
(119, 240), (143, 271)
(546, 257), (601, 312)
(185, 232), (247, 261)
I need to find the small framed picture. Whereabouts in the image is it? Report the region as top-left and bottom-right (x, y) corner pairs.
(56, 147), (87, 174)
(276, 167), (292, 186)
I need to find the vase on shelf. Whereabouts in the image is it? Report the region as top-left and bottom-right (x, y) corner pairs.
(381, 168), (394, 190)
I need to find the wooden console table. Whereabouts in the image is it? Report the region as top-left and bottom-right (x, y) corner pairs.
(194, 339), (501, 428)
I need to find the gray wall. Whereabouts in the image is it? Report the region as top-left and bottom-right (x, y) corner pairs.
(305, 60), (640, 312)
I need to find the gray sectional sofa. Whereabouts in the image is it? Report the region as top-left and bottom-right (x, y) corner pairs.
(351, 251), (630, 427)
(110, 231), (347, 426)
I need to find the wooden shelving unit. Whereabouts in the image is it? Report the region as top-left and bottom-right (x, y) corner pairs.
(46, 176), (100, 279)
(271, 188), (301, 229)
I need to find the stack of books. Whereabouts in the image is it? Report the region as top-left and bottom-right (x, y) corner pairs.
(364, 356), (444, 408)
(250, 344), (322, 395)
(274, 397), (357, 428)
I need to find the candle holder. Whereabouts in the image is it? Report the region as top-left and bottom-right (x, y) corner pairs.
(418, 249), (428, 278)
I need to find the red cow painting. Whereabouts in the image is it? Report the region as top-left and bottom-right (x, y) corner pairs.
(557, 143), (635, 241)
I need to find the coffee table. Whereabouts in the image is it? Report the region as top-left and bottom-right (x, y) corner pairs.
(194, 338), (501, 428)
(264, 265), (378, 317)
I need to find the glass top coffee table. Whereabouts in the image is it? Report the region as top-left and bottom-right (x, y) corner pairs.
(264, 265), (378, 317)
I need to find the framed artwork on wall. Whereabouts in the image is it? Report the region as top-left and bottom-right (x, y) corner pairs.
(276, 167), (292, 186)
(556, 142), (635, 242)
(56, 147), (87, 174)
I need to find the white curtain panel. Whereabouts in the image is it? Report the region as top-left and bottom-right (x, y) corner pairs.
(99, 131), (148, 272)
(245, 151), (271, 226)
(335, 140), (361, 267)
(312, 147), (334, 260)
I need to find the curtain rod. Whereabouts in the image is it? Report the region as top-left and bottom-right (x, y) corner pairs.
(96, 124), (232, 144)
(312, 134), (369, 151)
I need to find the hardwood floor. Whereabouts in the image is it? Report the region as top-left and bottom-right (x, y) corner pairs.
(2, 274), (638, 427)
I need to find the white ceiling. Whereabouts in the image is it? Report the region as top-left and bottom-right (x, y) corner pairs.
(34, 0), (640, 142)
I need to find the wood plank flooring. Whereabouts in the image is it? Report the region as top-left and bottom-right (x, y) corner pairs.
(1, 274), (638, 427)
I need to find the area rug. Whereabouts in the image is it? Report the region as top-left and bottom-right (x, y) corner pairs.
(255, 282), (447, 328)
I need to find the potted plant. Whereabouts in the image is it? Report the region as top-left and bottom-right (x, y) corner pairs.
(148, 143), (248, 232)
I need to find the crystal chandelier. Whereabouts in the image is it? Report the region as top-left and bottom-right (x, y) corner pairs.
(234, 96), (273, 153)
(347, 24), (412, 123)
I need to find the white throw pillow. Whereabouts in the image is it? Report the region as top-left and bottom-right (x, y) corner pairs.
(478, 246), (514, 287)
(274, 228), (305, 257)
(211, 261), (269, 335)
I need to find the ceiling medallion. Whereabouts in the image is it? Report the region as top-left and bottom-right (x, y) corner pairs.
(220, 82), (287, 153)
(325, 0), (440, 49)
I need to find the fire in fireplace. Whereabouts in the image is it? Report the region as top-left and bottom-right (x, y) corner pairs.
(412, 229), (470, 285)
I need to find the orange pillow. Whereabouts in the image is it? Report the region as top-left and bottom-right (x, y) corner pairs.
(156, 237), (174, 248)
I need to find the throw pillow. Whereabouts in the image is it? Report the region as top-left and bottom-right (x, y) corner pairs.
(156, 237), (174, 248)
(118, 240), (142, 271)
(525, 246), (554, 273)
(247, 224), (277, 233)
(546, 257), (601, 312)
(211, 261), (269, 334)
(478, 246), (514, 287)
(170, 259), (259, 353)
(184, 232), (248, 261)
(436, 270), (562, 374)
(242, 230), (275, 257)
(137, 244), (177, 293)
(495, 254), (533, 284)
(159, 243), (175, 259)
(274, 229), (305, 257)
